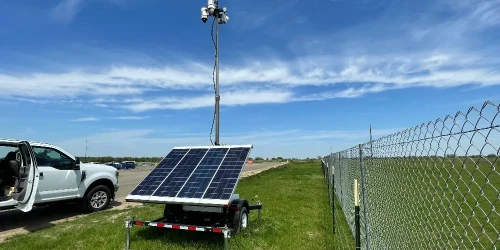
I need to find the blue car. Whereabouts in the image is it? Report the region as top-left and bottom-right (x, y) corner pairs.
(105, 162), (123, 169)
(121, 161), (136, 169)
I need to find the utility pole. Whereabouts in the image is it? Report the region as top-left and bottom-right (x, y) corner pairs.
(85, 139), (88, 162)
(201, 0), (229, 146)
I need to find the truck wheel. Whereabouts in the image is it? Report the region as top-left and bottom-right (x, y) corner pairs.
(230, 206), (249, 236)
(81, 185), (111, 213)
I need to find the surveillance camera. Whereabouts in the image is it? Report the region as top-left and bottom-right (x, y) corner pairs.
(218, 13), (229, 24)
(201, 7), (209, 23)
(207, 0), (216, 14)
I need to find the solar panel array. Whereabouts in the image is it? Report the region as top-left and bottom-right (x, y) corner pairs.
(126, 145), (252, 206)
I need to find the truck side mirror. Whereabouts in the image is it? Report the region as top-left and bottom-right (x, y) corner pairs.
(74, 157), (81, 170)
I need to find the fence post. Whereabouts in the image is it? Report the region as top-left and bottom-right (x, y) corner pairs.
(354, 179), (361, 250)
(330, 159), (335, 234)
(359, 144), (371, 250)
(322, 160), (325, 182)
(327, 161), (332, 205)
(338, 153), (342, 206)
(369, 125), (373, 158)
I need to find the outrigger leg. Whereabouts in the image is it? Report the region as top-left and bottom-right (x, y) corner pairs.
(223, 227), (230, 250)
(125, 216), (134, 250)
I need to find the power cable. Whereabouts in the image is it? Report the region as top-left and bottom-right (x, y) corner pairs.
(209, 17), (216, 146)
(440, 46), (500, 87)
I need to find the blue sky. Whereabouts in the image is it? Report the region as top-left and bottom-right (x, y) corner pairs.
(0, 0), (499, 158)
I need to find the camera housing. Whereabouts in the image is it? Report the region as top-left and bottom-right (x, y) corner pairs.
(201, 7), (209, 23)
(218, 13), (229, 24)
(207, 0), (216, 15)
(201, 0), (228, 25)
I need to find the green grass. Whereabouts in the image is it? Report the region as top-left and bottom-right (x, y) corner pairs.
(332, 195), (355, 250)
(331, 156), (499, 249)
(0, 161), (337, 250)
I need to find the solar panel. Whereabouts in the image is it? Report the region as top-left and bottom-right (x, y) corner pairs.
(151, 148), (209, 197)
(202, 147), (251, 200)
(176, 147), (229, 199)
(126, 144), (252, 206)
(128, 148), (189, 196)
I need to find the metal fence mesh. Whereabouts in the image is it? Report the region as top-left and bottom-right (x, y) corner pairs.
(322, 100), (499, 250)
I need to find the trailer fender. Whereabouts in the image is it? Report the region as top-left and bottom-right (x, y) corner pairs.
(230, 199), (249, 212)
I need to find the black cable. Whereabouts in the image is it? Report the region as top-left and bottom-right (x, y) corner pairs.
(441, 46), (500, 86)
(209, 17), (216, 146)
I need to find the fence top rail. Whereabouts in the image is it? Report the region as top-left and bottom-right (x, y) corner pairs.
(325, 100), (499, 156)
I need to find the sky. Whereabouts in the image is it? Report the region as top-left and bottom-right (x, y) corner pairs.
(0, 0), (499, 159)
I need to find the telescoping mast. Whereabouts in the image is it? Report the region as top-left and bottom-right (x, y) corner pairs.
(124, 2), (263, 249)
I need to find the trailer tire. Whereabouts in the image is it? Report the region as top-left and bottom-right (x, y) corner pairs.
(230, 206), (249, 236)
(163, 204), (182, 223)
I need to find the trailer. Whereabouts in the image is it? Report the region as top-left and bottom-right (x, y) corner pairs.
(125, 194), (262, 250)
(123, 2), (262, 248)
(124, 144), (261, 249)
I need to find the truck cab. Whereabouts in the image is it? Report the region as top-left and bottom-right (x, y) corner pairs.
(0, 139), (119, 213)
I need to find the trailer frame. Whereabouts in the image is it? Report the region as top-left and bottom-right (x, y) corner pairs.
(124, 198), (262, 250)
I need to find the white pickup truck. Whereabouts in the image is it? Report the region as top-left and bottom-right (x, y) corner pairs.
(0, 139), (119, 213)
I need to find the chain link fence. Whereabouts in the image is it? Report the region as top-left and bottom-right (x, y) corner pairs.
(322, 100), (499, 249)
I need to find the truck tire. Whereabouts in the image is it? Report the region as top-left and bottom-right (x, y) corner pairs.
(81, 185), (111, 213)
(230, 206), (249, 236)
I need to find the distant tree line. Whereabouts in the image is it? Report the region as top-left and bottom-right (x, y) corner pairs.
(79, 156), (322, 164)
(81, 153), (497, 164)
(249, 157), (320, 162)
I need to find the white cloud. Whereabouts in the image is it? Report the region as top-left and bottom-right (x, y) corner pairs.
(70, 116), (152, 122)
(50, 0), (84, 22)
(123, 88), (294, 112)
(450, 0), (500, 29)
(231, 0), (302, 29)
(0, 50), (499, 112)
(54, 127), (403, 158)
(1, 51), (499, 95)
(2, 0), (499, 112)
(112, 116), (149, 120)
(50, 0), (128, 23)
(296, 83), (393, 101)
(71, 117), (100, 122)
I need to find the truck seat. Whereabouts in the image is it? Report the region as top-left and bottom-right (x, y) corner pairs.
(0, 152), (19, 187)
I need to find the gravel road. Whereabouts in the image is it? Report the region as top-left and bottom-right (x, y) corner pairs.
(0, 161), (286, 243)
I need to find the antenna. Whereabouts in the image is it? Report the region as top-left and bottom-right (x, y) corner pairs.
(201, 0), (229, 146)
(85, 139), (88, 162)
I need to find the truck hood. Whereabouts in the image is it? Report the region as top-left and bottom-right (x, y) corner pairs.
(80, 163), (117, 173)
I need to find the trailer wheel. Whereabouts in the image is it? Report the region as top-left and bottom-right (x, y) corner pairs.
(163, 204), (181, 223)
(230, 206), (249, 236)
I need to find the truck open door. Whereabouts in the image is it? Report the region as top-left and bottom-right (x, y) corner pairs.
(12, 141), (40, 212)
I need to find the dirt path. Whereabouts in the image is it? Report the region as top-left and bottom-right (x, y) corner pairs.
(0, 161), (287, 243)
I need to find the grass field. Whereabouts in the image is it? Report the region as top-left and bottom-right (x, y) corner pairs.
(0, 161), (338, 250)
(331, 155), (499, 249)
(332, 195), (355, 250)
